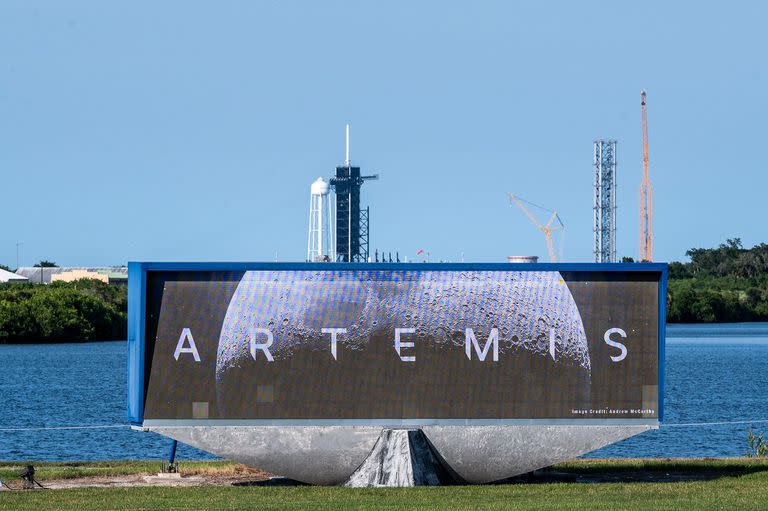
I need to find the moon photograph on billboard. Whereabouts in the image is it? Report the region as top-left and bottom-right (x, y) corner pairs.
(139, 267), (660, 423)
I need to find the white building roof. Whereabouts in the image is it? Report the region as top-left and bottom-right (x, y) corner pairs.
(14, 266), (127, 284)
(0, 268), (28, 283)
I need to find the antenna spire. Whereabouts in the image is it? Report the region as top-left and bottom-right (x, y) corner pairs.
(639, 90), (653, 262)
(344, 124), (351, 166)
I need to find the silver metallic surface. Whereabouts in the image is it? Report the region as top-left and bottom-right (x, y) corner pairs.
(149, 426), (382, 485)
(422, 425), (651, 483)
(344, 429), (455, 487)
(146, 424), (653, 485)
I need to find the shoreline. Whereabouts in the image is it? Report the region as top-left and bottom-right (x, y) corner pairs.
(0, 339), (125, 345)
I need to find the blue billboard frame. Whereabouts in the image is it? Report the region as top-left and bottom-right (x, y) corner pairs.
(127, 261), (667, 426)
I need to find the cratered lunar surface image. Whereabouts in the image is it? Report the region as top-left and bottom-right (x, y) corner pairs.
(215, 270), (591, 419)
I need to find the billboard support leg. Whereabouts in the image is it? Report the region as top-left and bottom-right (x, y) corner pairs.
(344, 429), (461, 487)
(167, 440), (178, 473)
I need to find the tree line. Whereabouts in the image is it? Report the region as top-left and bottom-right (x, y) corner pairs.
(667, 239), (768, 322)
(0, 279), (127, 343)
(0, 239), (765, 343)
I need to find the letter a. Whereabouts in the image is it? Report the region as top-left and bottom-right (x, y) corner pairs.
(174, 328), (201, 362)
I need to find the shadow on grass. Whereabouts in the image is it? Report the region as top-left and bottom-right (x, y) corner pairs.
(495, 459), (768, 485)
(232, 477), (308, 487)
(228, 463), (768, 487)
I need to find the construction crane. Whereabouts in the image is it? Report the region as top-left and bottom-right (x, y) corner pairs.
(639, 90), (654, 261)
(508, 193), (565, 263)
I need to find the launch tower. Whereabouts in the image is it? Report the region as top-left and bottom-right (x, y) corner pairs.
(330, 125), (378, 262)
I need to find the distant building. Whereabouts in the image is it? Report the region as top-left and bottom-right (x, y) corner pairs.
(14, 266), (127, 285)
(0, 268), (28, 283)
(51, 269), (109, 284)
(507, 256), (539, 263)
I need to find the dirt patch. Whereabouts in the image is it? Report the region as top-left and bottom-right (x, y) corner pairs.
(5, 459), (768, 489)
(2, 469), (274, 490)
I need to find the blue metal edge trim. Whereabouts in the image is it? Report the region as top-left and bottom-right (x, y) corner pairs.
(658, 264), (668, 422)
(127, 262), (146, 426)
(129, 261), (668, 273)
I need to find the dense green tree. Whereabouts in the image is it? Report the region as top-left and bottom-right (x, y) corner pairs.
(667, 239), (768, 323)
(33, 260), (59, 268)
(0, 279), (127, 343)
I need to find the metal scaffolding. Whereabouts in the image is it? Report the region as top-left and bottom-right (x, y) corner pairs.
(330, 125), (377, 262)
(593, 140), (617, 263)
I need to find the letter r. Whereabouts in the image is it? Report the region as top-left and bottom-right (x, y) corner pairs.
(250, 327), (275, 362)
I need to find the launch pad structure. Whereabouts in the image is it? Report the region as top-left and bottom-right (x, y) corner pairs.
(330, 125), (378, 262)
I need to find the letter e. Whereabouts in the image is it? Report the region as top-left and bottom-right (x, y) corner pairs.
(395, 328), (416, 362)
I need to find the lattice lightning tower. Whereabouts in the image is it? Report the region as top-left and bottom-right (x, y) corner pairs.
(593, 140), (617, 263)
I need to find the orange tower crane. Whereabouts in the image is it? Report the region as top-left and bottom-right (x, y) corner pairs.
(639, 90), (654, 261)
(508, 193), (564, 263)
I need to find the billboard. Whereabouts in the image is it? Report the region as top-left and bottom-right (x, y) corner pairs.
(128, 264), (665, 424)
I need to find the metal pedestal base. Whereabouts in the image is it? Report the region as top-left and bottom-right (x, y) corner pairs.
(344, 429), (458, 487)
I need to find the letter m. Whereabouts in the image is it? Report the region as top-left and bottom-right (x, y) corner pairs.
(465, 328), (499, 362)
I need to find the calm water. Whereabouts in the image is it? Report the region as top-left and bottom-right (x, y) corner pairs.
(0, 341), (214, 461)
(1, 323), (767, 461)
(588, 322), (768, 458)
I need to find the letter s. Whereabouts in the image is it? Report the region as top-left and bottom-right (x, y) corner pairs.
(604, 328), (628, 362)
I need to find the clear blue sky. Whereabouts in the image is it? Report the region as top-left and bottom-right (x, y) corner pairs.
(1, 1), (765, 266)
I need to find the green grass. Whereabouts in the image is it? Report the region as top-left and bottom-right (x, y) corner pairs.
(2, 481), (768, 511)
(556, 457), (768, 473)
(2, 459), (768, 511)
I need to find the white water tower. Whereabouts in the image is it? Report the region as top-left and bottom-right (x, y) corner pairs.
(307, 177), (334, 262)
